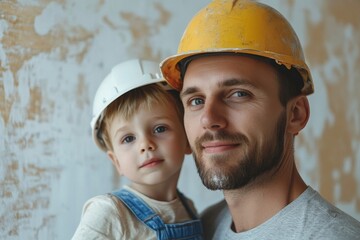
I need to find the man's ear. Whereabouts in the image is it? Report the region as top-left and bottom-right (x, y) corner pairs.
(286, 95), (310, 135)
(107, 151), (123, 175)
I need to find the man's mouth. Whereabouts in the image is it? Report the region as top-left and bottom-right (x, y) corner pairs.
(201, 141), (240, 154)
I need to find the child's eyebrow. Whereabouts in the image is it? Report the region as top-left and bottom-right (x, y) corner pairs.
(113, 126), (129, 139)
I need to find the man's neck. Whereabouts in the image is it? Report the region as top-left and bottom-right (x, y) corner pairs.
(223, 160), (307, 233)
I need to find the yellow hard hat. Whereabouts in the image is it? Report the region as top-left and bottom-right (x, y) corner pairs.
(160, 0), (314, 95)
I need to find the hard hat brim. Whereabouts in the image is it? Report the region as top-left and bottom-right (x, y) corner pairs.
(160, 48), (314, 95)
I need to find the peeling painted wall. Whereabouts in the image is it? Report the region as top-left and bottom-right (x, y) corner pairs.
(0, 0), (359, 239)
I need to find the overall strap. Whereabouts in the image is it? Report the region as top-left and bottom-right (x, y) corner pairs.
(111, 189), (203, 239)
(111, 189), (166, 232)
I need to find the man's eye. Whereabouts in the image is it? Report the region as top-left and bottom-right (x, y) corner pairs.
(232, 91), (249, 97)
(154, 126), (167, 133)
(122, 135), (135, 143)
(190, 98), (204, 106)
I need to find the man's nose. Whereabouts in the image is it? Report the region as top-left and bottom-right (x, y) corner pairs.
(200, 98), (227, 131)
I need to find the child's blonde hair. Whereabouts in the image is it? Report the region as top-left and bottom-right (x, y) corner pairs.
(99, 83), (184, 151)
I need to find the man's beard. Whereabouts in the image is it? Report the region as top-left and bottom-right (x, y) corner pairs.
(193, 111), (287, 190)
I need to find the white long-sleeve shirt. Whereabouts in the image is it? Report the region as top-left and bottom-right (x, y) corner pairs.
(72, 186), (198, 240)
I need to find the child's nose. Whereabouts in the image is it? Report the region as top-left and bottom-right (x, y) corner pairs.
(140, 137), (156, 153)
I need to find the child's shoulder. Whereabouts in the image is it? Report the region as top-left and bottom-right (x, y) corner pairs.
(80, 193), (136, 225)
(73, 194), (133, 239)
(81, 194), (118, 216)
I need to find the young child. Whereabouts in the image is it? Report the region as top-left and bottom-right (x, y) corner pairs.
(72, 59), (203, 239)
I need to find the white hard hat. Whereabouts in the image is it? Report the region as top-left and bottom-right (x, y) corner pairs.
(91, 59), (166, 151)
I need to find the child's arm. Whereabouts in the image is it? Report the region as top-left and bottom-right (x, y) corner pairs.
(72, 195), (123, 240)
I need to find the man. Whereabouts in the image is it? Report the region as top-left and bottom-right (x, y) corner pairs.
(160, 0), (360, 239)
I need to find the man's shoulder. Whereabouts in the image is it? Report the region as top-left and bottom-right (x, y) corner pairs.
(201, 199), (228, 219)
(290, 187), (360, 239)
(303, 206), (360, 239)
(200, 199), (229, 239)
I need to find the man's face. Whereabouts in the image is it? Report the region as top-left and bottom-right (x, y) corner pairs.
(180, 55), (287, 190)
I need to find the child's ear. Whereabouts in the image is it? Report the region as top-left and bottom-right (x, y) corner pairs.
(107, 151), (123, 175)
(185, 140), (192, 155)
(286, 95), (310, 135)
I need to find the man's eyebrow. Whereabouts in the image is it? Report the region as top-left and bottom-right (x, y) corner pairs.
(180, 87), (199, 98)
(180, 78), (255, 98)
(220, 78), (254, 88)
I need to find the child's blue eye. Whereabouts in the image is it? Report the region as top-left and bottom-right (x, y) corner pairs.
(123, 135), (135, 143)
(154, 126), (167, 133)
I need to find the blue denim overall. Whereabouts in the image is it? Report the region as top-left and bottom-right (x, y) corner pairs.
(111, 189), (203, 240)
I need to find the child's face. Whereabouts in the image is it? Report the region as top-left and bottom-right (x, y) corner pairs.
(107, 101), (191, 188)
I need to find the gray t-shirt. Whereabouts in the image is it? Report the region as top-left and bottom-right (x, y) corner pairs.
(201, 187), (360, 240)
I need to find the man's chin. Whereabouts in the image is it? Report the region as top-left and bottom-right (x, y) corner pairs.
(198, 169), (230, 190)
